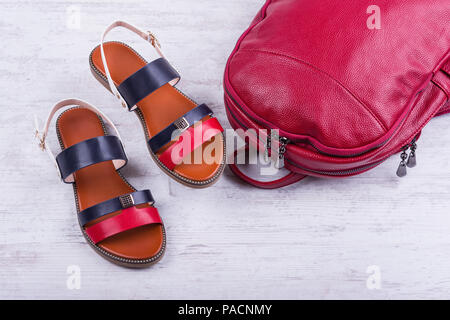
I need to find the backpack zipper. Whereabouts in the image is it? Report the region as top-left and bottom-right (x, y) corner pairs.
(224, 87), (413, 158)
(226, 99), (390, 176)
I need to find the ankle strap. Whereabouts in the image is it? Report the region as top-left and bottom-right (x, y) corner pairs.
(34, 99), (122, 180)
(100, 20), (165, 110)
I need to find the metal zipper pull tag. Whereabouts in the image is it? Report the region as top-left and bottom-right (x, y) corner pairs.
(274, 154), (284, 169)
(264, 148), (270, 162)
(275, 137), (289, 169)
(407, 141), (417, 168)
(406, 150), (416, 168)
(264, 133), (271, 162)
(396, 148), (408, 177)
(397, 161), (407, 177)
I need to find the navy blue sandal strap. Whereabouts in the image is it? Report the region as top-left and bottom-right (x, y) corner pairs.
(35, 99), (124, 180)
(56, 135), (127, 184)
(100, 21), (168, 109)
(148, 103), (214, 154)
(78, 190), (155, 227)
(117, 58), (180, 110)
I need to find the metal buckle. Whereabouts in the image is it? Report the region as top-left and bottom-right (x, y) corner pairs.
(173, 117), (190, 132)
(147, 31), (161, 48)
(35, 130), (46, 151)
(119, 194), (135, 209)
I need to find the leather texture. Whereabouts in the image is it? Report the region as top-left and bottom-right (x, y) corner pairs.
(148, 103), (213, 153)
(85, 206), (162, 244)
(224, 0), (450, 188)
(118, 58), (180, 110)
(56, 135), (127, 183)
(78, 190), (155, 227)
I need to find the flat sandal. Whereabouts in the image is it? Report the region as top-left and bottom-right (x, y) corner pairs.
(89, 21), (226, 188)
(35, 99), (165, 267)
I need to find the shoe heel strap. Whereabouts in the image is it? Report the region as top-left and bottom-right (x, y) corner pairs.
(34, 99), (122, 180)
(100, 20), (165, 109)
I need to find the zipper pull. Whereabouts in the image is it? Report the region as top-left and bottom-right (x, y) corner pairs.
(396, 147), (409, 177)
(274, 137), (289, 169)
(264, 133), (271, 162)
(406, 139), (417, 168)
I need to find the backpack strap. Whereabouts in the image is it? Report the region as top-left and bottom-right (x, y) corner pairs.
(228, 146), (306, 189)
(100, 20), (180, 111)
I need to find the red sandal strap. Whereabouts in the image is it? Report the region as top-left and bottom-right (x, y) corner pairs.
(158, 117), (223, 170)
(85, 206), (162, 244)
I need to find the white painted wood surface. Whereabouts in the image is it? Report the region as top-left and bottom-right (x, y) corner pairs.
(0, 0), (449, 300)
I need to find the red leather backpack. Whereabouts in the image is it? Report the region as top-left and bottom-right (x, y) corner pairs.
(224, 0), (450, 188)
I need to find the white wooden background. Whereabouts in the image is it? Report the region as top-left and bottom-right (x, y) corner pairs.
(0, 0), (449, 300)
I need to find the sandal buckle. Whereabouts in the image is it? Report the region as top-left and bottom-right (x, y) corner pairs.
(35, 130), (46, 151)
(147, 31), (161, 48)
(119, 194), (135, 209)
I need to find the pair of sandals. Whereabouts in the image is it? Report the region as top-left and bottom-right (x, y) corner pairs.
(35, 21), (226, 267)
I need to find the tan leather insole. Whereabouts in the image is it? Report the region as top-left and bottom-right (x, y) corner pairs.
(57, 108), (163, 260)
(91, 42), (224, 181)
